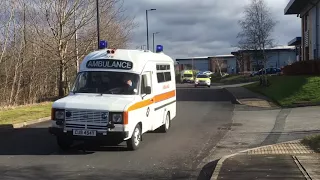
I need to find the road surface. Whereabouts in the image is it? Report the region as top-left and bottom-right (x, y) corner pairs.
(0, 84), (235, 180)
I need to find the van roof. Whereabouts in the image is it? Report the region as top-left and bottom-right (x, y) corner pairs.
(80, 49), (174, 73)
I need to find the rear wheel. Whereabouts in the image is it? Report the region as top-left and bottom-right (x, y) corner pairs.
(127, 124), (141, 151)
(57, 136), (73, 151)
(160, 112), (170, 133)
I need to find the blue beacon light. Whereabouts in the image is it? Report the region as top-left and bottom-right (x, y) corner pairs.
(156, 45), (163, 53)
(99, 40), (107, 49)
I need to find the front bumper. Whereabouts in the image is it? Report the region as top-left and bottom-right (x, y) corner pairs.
(49, 127), (129, 142)
(195, 81), (210, 86)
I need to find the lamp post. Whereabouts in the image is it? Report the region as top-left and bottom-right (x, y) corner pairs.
(96, 0), (100, 49)
(146, 9), (156, 50)
(152, 32), (159, 52)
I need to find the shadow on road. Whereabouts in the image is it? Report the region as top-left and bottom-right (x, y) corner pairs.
(0, 127), (140, 155)
(197, 159), (219, 180)
(0, 160), (219, 180)
(0, 164), (204, 180)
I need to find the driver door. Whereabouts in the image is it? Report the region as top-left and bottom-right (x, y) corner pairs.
(140, 71), (154, 132)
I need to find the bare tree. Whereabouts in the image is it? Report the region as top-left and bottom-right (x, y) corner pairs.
(0, 0), (136, 107)
(237, 0), (277, 85)
(212, 57), (224, 77)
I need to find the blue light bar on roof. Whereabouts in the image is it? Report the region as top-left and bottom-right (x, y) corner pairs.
(156, 45), (163, 53)
(99, 40), (107, 49)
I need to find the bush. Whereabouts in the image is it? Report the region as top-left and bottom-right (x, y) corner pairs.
(283, 60), (320, 75)
(302, 135), (320, 152)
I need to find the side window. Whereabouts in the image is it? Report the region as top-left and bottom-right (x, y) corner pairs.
(164, 72), (171, 81)
(156, 63), (171, 83)
(157, 73), (165, 83)
(141, 72), (152, 94)
(141, 75), (147, 94)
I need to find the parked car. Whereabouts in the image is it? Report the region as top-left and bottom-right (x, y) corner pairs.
(250, 68), (281, 77)
(203, 71), (213, 76)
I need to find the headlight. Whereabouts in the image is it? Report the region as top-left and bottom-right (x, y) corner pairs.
(55, 110), (65, 120)
(112, 113), (123, 123)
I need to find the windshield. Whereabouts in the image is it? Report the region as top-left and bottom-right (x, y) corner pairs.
(184, 74), (193, 77)
(72, 71), (139, 95)
(197, 75), (208, 78)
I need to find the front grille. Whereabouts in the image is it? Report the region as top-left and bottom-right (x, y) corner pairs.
(65, 123), (108, 130)
(65, 109), (109, 124)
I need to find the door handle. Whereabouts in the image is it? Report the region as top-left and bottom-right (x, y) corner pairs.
(150, 98), (154, 102)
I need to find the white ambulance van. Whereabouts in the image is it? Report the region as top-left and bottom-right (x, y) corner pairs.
(49, 41), (176, 151)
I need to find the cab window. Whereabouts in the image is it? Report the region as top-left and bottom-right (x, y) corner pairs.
(72, 71), (139, 95)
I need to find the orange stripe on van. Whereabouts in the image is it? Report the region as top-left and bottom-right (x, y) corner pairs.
(127, 98), (154, 111)
(154, 90), (175, 103)
(123, 90), (176, 124)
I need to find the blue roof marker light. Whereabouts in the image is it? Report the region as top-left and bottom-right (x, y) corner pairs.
(99, 40), (107, 49)
(156, 45), (163, 53)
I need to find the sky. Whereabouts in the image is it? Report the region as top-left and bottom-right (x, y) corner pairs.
(123, 0), (300, 59)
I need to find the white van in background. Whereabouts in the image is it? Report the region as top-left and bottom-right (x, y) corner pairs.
(49, 42), (177, 151)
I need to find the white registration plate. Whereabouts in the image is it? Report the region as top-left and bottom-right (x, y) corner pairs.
(73, 129), (97, 136)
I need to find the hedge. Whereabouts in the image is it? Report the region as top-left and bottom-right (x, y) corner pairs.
(282, 60), (320, 75)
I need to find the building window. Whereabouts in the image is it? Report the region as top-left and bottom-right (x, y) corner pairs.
(156, 64), (171, 83)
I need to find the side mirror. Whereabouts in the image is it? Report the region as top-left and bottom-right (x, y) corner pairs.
(145, 86), (152, 94)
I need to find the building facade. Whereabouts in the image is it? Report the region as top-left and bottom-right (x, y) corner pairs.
(232, 46), (297, 71)
(285, 0), (320, 60)
(210, 55), (237, 74)
(176, 47), (296, 74)
(175, 57), (211, 72)
(176, 56), (238, 74)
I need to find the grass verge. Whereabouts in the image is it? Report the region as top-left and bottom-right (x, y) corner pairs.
(0, 102), (52, 125)
(244, 76), (320, 107)
(301, 135), (320, 152)
(210, 74), (259, 84)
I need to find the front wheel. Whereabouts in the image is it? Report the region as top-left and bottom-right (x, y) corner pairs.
(127, 124), (142, 151)
(160, 112), (170, 133)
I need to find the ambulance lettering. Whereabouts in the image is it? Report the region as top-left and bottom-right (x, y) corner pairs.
(86, 59), (133, 70)
(163, 84), (170, 89)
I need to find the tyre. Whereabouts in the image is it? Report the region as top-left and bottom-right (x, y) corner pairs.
(57, 136), (73, 151)
(127, 124), (142, 151)
(207, 85), (211, 88)
(159, 112), (170, 133)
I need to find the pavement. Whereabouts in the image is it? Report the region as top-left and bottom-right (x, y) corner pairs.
(213, 140), (320, 180)
(0, 85), (236, 180)
(221, 84), (278, 108)
(210, 84), (320, 180)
